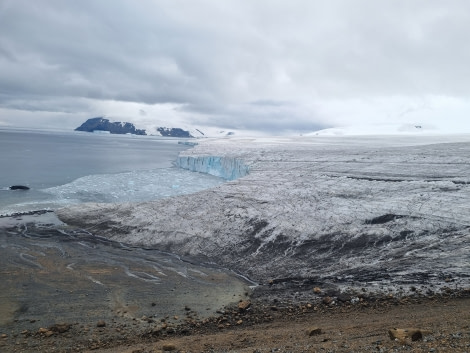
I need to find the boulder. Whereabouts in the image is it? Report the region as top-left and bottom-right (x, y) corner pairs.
(162, 343), (176, 351)
(307, 327), (322, 336)
(49, 323), (71, 333)
(388, 328), (431, 342)
(238, 300), (251, 311)
(9, 185), (29, 190)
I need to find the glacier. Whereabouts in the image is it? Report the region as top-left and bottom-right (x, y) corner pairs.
(57, 134), (470, 294)
(176, 155), (249, 180)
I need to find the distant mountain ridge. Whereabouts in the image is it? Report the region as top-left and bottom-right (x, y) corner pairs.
(156, 127), (192, 138)
(75, 117), (196, 137)
(75, 117), (146, 135)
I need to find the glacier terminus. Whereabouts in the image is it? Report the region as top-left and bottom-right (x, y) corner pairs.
(57, 134), (470, 296)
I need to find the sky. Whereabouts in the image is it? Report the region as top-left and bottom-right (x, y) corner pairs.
(1, 0), (470, 135)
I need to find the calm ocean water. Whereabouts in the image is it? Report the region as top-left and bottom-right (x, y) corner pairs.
(0, 129), (224, 215)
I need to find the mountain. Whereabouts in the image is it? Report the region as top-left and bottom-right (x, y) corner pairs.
(75, 117), (200, 137)
(156, 127), (193, 138)
(75, 117), (252, 138)
(75, 117), (146, 135)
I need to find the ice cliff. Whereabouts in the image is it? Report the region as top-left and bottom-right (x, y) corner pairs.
(176, 155), (249, 180)
(57, 135), (470, 293)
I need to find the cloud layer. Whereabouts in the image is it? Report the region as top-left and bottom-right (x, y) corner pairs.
(1, 0), (470, 133)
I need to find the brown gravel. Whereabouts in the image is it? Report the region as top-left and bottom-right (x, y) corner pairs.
(2, 290), (468, 353)
(96, 293), (470, 353)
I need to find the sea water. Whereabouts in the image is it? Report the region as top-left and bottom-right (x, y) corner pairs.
(0, 128), (224, 215)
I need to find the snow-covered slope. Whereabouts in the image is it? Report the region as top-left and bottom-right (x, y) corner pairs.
(308, 123), (439, 136)
(57, 134), (470, 292)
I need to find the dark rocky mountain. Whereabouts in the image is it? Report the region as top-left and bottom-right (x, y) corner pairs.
(75, 117), (196, 137)
(156, 127), (193, 138)
(75, 117), (146, 135)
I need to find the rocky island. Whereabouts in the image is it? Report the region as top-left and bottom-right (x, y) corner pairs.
(75, 117), (197, 137)
(75, 117), (146, 135)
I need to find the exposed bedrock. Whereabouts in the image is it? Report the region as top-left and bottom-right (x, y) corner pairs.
(57, 136), (470, 289)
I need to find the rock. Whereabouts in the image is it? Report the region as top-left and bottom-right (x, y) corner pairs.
(96, 320), (106, 328)
(75, 117), (146, 135)
(388, 328), (431, 342)
(337, 293), (351, 303)
(1, 333), (7, 339)
(162, 343), (177, 351)
(9, 185), (30, 190)
(152, 327), (162, 335)
(322, 296), (333, 305)
(45, 330), (54, 337)
(307, 327), (322, 336)
(38, 328), (48, 334)
(49, 323), (71, 333)
(157, 127), (193, 138)
(313, 287), (322, 294)
(238, 300), (251, 311)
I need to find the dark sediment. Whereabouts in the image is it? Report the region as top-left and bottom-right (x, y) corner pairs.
(0, 216), (251, 352)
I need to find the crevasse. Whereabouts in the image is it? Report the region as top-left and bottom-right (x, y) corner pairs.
(176, 155), (249, 181)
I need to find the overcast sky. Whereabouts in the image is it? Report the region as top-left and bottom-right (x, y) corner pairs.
(1, 0), (470, 134)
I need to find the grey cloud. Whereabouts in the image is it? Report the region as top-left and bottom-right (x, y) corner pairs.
(1, 0), (470, 132)
(183, 101), (325, 133)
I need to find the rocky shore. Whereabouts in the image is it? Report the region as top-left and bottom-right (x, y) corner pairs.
(1, 286), (469, 352)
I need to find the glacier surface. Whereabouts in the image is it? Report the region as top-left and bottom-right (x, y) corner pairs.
(57, 134), (470, 292)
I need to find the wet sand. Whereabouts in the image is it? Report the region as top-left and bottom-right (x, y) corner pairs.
(0, 212), (252, 352)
